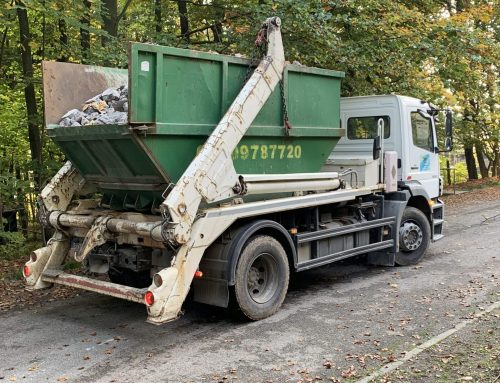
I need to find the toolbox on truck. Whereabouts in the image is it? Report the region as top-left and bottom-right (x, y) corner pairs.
(42, 43), (345, 211)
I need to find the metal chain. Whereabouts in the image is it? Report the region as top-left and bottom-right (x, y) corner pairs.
(243, 44), (265, 86)
(279, 78), (292, 136)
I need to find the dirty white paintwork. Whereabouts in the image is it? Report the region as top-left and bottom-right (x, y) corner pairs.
(333, 95), (440, 198)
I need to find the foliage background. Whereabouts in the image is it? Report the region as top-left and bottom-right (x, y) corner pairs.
(0, 0), (498, 235)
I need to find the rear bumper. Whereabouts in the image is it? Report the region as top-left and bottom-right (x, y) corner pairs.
(41, 269), (147, 304)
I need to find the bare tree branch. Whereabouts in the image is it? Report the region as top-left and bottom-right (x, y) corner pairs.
(117, 0), (133, 23)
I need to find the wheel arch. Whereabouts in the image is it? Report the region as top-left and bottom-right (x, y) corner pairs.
(400, 182), (432, 225)
(192, 219), (296, 308)
(406, 195), (431, 225)
(226, 219), (296, 286)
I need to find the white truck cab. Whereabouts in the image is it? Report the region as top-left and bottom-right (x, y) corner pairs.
(331, 95), (440, 198)
(325, 94), (446, 244)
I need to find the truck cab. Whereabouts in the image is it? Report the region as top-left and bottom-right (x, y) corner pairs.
(325, 95), (445, 243)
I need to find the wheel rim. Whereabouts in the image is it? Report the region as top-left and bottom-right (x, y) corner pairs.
(246, 252), (279, 304)
(399, 220), (424, 252)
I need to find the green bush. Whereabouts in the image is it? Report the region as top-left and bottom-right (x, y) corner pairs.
(0, 231), (26, 260)
(440, 157), (469, 185)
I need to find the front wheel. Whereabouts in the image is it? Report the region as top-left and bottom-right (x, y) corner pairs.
(395, 207), (431, 266)
(234, 235), (290, 320)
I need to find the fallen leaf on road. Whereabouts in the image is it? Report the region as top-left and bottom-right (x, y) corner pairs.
(341, 365), (357, 378)
(386, 354), (397, 362)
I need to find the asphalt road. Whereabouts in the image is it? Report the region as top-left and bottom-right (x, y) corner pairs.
(1, 199), (499, 383)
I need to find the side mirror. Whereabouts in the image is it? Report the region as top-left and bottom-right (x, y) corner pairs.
(444, 110), (453, 151)
(445, 110), (453, 137)
(373, 135), (381, 160)
(444, 136), (452, 152)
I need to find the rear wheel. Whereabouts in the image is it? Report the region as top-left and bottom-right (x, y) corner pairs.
(234, 235), (289, 320)
(395, 207), (430, 266)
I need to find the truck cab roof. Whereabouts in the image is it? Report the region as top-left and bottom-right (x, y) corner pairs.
(341, 94), (430, 109)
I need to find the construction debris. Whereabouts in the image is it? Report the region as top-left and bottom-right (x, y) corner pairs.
(59, 85), (128, 126)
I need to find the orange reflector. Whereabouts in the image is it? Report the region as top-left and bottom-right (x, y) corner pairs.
(289, 227), (298, 235)
(194, 270), (203, 279)
(23, 265), (31, 277)
(144, 291), (155, 306)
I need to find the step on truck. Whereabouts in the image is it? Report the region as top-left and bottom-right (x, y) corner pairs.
(24, 17), (453, 324)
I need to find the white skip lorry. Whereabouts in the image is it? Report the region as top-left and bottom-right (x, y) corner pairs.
(23, 17), (453, 324)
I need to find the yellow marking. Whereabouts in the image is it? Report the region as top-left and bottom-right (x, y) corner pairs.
(197, 144), (303, 161)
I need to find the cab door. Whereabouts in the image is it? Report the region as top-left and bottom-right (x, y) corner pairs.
(406, 108), (440, 198)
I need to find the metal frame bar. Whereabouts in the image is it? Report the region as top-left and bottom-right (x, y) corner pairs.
(41, 269), (147, 304)
(296, 217), (395, 244)
(296, 240), (394, 272)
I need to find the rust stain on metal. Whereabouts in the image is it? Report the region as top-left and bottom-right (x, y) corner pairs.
(42, 61), (127, 126)
(42, 271), (146, 304)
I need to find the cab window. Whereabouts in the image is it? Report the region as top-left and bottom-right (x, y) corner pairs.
(347, 116), (390, 139)
(411, 112), (433, 151)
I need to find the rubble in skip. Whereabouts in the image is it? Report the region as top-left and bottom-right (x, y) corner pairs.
(59, 85), (128, 126)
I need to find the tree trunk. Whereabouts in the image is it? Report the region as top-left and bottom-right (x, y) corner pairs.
(155, 0), (162, 33)
(101, 0), (118, 47)
(464, 145), (478, 180)
(475, 143), (489, 178)
(80, 0), (91, 63)
(16, 1), (42, 183)
(0, 26), (8, 71)
(446, 159), (452, 185)
(210, 0), (224, 43)
(58, 19), (69, 62)
(0, 0), (14, 71)
(492, 149), (499, 177)
(177, 0), (189, 42)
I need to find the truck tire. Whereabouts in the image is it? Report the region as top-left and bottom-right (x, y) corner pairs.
(234, 235), (289, 320)
(108, 267), (151, 288)
(395, 207), (430, 266)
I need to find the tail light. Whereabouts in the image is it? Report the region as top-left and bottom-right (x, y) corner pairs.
(23, 265), (31, 277)
(144, 291), (155, 306)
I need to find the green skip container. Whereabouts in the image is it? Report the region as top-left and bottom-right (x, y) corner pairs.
(42, 43), (345, 211)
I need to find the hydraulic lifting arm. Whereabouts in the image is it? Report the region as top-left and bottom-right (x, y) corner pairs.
(160, 16), (285, 246)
